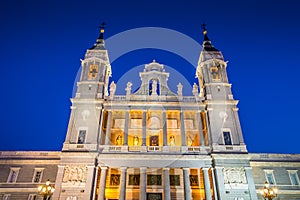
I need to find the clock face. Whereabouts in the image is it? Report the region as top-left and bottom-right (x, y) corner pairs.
(88, 64), (98, 80)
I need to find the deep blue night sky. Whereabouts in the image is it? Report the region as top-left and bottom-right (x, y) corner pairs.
(0, 0), (300, 153)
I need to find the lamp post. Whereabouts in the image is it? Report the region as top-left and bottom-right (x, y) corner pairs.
(260, 181), (278, 200)
(38, 179), (55, 200)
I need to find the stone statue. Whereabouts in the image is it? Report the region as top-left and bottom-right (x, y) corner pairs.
(125, 82), (132, 96)
(169, 135), (175, 146)
(177, 82), (183, 96)
(192, 83), (198, 97)
(109, 81), (116, 97)
(187, 135), (193, 146)
(133, 135), (139, 146)
(116, 135), (122, 145)
(151, 80), (157, 95)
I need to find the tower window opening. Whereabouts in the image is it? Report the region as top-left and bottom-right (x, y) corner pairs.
(210, 66), (220, 81)
(223, 131), (232, 145)
(77, 130), (86, 144)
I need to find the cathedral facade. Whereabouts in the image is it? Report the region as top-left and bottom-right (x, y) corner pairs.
(0, 27), (300, 200)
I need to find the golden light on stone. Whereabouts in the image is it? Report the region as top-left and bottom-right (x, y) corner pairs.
(101, 29), (104, 33)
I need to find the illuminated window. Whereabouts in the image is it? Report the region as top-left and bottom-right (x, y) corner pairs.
(32, 168), (44, 183)
(147, 175), (162, 185)
(77, 130), (86, 144)
(288, 170), (300, 185)
(189, 175), (199, 186)
(128, 174), (140, 185)
(149, 135), (159, 146)
(110, 174), (120, 186)
(28, 194), (36, 200)
(7, 168), (20, 183)
(264, 170), (276, 185)
(223, 131), (232, 145)
(170, 175), (180, 186)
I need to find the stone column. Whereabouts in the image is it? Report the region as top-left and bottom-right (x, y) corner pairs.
(124, 111), (129, 145)
(180, 111), (186, 146)
(214, 167), (225, 199)
(105, 111), (112, 145)
(142, 110), (147, 146)
(203, 168), (212, 200)
(163, 168), (171, 200)
(139, 167), (147, 200)
(245, 167), (258, 200)
(211, 168), (218, 200)
(163, 111), (168, 146)
(52, 165), (65, 200)
(183, 168), (191, 200)
(197, 111), (205, 146)
(91, 166), (99, 200)
(98, 166), (108, 200)
(84, 165), (96, 199)
(119, 167), (127, 200)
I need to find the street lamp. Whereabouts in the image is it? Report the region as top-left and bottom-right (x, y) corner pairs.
(38, 179), (55, 200)
(260, 181), (278, 200)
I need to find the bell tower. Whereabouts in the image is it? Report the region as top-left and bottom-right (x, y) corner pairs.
(62, 23), (111, 151)
(53, 24), (112, 200)
(196, 26), (247, 153)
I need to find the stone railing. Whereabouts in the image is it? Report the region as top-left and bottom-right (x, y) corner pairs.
(100, 145), (211, 154)
(109, 95), (204, 102)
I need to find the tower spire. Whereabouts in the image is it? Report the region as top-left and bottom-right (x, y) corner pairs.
(201, 23), (219, 52)
(201, 23), (210, 41)
(90, 22), (106, 50)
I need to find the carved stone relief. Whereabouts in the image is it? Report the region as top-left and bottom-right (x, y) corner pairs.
(62, 166), (88, 183)
(223, 167), (247, 184)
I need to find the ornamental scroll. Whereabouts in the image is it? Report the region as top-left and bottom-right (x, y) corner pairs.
(62, 166), (87, 183)
(223, 167), (247, 184)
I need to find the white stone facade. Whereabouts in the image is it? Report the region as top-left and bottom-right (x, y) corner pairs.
(0, 28), (300, 200)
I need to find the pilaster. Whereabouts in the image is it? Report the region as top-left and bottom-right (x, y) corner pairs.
(119, 167), (127, 200)
(203, 168), (212, 200)
(163, 168), (170, 200)
(139, 167), (147, 200)
(97, 166), (108, 200)
(183, 168), (192, 200)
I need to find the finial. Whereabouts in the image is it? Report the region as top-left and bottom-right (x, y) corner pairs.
(201, 23), (210, 41)
(98, 22), (106, 40)
(99, 22), (106, 33)
(201, 23), (207, 35)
